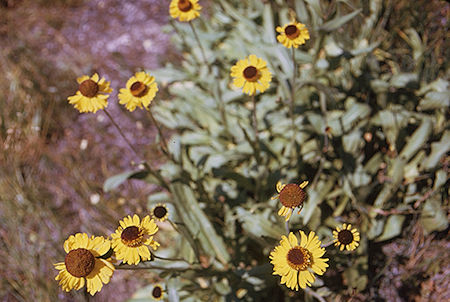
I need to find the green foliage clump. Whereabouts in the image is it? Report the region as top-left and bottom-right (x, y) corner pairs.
(105, 0), (449, 301)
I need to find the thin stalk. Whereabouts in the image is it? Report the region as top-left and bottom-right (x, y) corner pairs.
(215, 81), (230, 136)
(251, 94), (261, 162)
(103, 109), (169, 189)
(304, 288), (327, 302)
(146, 107), (169, 156)
(311, 92), (329, 189)
(115, 264), (197, 272)
(168, 219), (201, 263)
(114, 264), (228, 277)
(251, 95), (258, 140)
(321, 240), (335, 248)
(285, 220), (290, 234)
(152, 253), (191, 263)
(189, 21), (209, 71)
(104, 109), (140, 158)
(290, 47), (297, 158)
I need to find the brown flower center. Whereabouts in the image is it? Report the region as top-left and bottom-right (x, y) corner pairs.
(178, 0), (192, 12)
(285, 25), (300, 39)
(121, 226), (143, 247)
(152, 286), (162, 298)
(338, 229), (354, 245)
(64, 248), (96, 278)
(79, 79), (99, 98)
(279, 183), (306, 208)
(286, 247), (312, 271)
(243, 66), (259, 81)
(130, 81), (148, 97)
(153, 206), (168, 219)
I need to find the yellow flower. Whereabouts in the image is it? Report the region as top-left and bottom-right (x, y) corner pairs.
(151, 203), (169, 222)
(118, 71), (158, 112)
(169, 0), (201, 22)
(67, 73), (112, 113)
(272, 180), (308, 221)
(270, 231), (329, 291)
(333, 223), (360, 251)
(111, 214), (160, 265)
(230, 54), (272, 96)
(276, 22), (310, 48)
(54, 233), (114, 295)
(151, 284), (165, 300)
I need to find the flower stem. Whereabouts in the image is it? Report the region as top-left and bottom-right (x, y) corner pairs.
(103, 108), (168, 189)
(290, 47), (297, 158)
(321, 240), (335, 248)
(285, 220), (290, 234)
(189, 21), (209, 71)
(152, 253), (191, 263)
(304, 287), (327, 302)
(251, 94), (261, 162)
(168, 219), (201, 263)
(146, 107), (169, 156)
(104, 109), (140, 158)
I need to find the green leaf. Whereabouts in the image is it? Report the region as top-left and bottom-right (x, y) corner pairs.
(235, 207), (284, 239)
(167, 278), (180, 302)
(399, 118), (432, 161)
(390, 73), (418, 88)
(320, 9), (362, 32)
(170, 183), (230, 265)
(375, 215), (405, 242)
(147, 192), (170, 204)
(420, 130), (450, 170)
(417, 91), (450, 110)
(262, 3), (275, 43)
(103, 170), (139, 192)
(420, 196), (448, 234)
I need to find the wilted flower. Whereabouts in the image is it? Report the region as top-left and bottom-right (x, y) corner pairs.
(272, 180), (308, 221)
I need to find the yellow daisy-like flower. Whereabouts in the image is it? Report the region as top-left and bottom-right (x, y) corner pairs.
(151, 203), (169, 222)
(54, 233), (115, 295)
(118, 71), (158, 112)
(151, 284), (165, 301)
(111, 214), (160, 265)
(276, 22), (310, 48)
(230, 54), (272, 96)
(67, 73), (112, 113)
(270, 231), (329, 291)
(169, 0), (201, 22)
(333, 223), (360, 251)
(272, 180), (308, 221)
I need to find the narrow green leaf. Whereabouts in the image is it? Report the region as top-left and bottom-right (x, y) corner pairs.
(375, 215), (405, 242)
(420, 196), (448, 234)
(320, 9), (362, 32)
(421, 130), (450, 170)
(103, 170), (137, 192)
(399, 118), (432, 161)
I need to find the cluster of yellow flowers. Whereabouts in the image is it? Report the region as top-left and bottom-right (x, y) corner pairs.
(66, 3), (312, 113)
(55, 205), (169, 297)
(271, 180), (361, 290)
(60, 0), (362, 297)
(67, 71), (158, 113)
